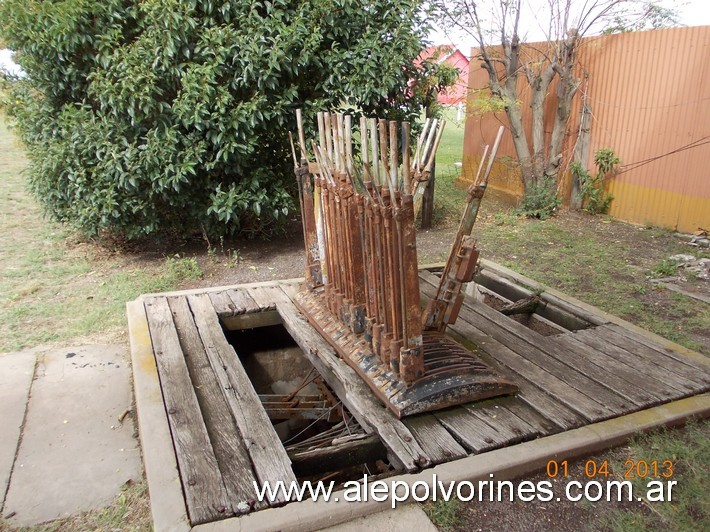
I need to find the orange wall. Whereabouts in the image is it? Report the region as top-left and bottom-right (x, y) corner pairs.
(461, 26), (710, 233)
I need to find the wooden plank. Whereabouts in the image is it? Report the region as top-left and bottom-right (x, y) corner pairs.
(403, 415), (468, 465)
(465, 403), (540, 443)
(435, 408), (518, 453)
(571, 329), (696, 396)
(249, 285), (431, 472)
(279, 282), (300, 299)
(464, 407), (523, 443)
(126, 300), (191, 532)
(444, 317), (584, 430)
(186, 294), (297, 504)
(221, 311), (282, 331)
(288, 434), (387, 477)
(241, 288), (276, 312)
(418, 274), (604, 425)
(420, 271), (630, 418)
(140, 277), (302, 299)
(144, 297), (232, 525)
(477, 260), (709, 368)
(455, 300), (633, 415)
(168, 296), (264, 514)
(502, 400), (559, 436)
(600, 324), (710, 382)
(603, 325), (708, 386)
(554, 331), (685, 401)
(226, 289), (262, 314)
(208, 291), (238, 317)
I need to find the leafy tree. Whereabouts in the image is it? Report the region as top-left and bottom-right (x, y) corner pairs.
(0, 0), (432, 239)
(604, 1), (684, 33)
(434, 0), (680, 205)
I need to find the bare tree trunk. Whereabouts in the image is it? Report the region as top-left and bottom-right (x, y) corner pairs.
(545, 32), (581, 181)
(469, 4), (584, 198)
(528, 64), (555, 187)
(571, 101), (591, 209)
(505, 98), (534, 192)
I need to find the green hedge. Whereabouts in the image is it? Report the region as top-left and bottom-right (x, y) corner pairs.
(0, 0), (429, 239)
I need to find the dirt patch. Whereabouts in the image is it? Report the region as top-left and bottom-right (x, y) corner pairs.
(446, 455), (651, 532)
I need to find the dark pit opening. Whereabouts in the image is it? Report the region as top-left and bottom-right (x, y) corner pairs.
(415, 266), (594, 336)
(480, 292), (564, 336)
(222, 322), (391, 483)
(471, 270), (595, 334)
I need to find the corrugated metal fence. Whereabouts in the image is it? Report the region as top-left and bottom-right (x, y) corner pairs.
(460, 26), (710, 233)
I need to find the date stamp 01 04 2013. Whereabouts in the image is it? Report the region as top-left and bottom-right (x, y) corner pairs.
(546, 458), (674, 480)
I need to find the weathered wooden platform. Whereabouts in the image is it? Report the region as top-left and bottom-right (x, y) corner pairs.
(127, 263), (710, 529)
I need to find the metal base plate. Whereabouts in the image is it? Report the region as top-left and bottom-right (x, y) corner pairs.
(294, 288), (518, 418)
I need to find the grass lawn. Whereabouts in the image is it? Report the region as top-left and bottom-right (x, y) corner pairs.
(0, 117), (205, 353)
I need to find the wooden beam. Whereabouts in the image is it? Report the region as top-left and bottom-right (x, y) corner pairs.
(500, 295), (540, 316)
(227, 289), (264, 314)
(144, 297), (232, 525)
(207, 291), (238, 317)
(288, 434), (387, 477)
(221, 311), (282, 331)
(403, 415), (468, 465)
(126, 300), (190, 532)
(168, 296), (264, 514)
(187, 294), (297, 504)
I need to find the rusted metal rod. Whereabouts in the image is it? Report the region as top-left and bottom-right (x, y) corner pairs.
(422, 125), (505, 333)
(297, 110), (445, 384)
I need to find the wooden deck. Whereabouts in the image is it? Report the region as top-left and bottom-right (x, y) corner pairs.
(129, 265), (710, 527)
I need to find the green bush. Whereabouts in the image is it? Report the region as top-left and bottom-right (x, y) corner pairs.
(572, 147), (620, 215)
(0, 0), (431, 239)
(652, 258), (680, 277)
(516, 176), (561, 220)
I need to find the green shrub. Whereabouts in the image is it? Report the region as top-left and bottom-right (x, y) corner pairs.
(652, 258), (680, 277)
(573, 147), (620, 215)
(517, 176), (561, 220)
(0, 0), (431, 240)
(164, 256), (203, 282)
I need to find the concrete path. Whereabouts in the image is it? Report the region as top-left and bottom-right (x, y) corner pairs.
(0, 350), (37, 508)
(0, 346), (142, 527)
(323, 504), (437, 531)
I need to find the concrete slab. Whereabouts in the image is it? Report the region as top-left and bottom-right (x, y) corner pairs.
(3, 345), (142, 526)
(0, 350), (37, 509)
(322, 504), (437, 532)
